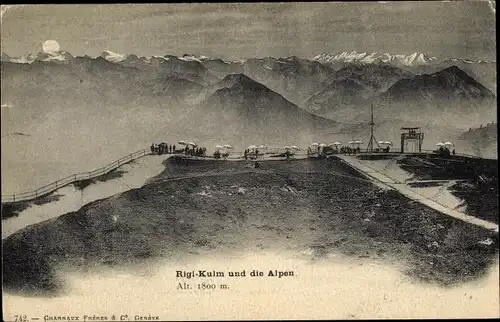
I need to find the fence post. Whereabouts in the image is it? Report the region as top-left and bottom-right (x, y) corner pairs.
(55, 180), (58, 188)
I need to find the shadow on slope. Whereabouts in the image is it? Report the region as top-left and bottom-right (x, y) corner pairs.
(1, 194), (63, 220)
(396, 155), (498, 224)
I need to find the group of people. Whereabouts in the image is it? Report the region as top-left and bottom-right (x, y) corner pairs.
(370, 146), (391, 153)
(186, 146), (207, 157)
(150, 142), (207, 157)
(436, 146), (456, 157)
(151, 142), (175, 155)
(244, 149), (260, 160)
(307, 145), (338, 156)
(213, 149), (230, 159)
(339, 146), (361, 155)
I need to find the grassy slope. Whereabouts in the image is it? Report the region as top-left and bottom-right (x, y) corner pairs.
(2, 157), (498, 296)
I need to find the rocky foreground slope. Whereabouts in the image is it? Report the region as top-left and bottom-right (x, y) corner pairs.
(2, 157), (498, 296)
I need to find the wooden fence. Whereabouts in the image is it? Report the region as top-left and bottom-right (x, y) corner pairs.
(1, 146), (490, 204)
(2, 149), (150, 203)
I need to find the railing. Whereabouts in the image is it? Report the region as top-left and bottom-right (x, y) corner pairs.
(3, 146), (490, 204)
(2, 149), (150, 203)
(354, 148), (487, 159)
(219, 150), (310, 159)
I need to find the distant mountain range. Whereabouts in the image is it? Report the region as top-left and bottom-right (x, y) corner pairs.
(1, 49), (496, 152)
(2, 49), (495, 68)
(311, 51), (497, 96)
(312, 51), (495, 67)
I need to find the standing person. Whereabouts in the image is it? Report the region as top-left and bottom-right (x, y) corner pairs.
(173, 144), (176, 153)
(151, 143), (155, 153)
(452, 149), (456, 155)
(244, 149), (248, 160)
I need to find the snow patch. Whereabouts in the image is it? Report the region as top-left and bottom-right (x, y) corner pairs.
(178, 55), (202, 63)
(101, 50), (126, 63)
(41, 51), (70, 62)
(479, 238), (494, 246)
(178, 54), (210, 63)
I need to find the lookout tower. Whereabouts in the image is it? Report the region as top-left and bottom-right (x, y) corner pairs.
(400, 127), (424, 153)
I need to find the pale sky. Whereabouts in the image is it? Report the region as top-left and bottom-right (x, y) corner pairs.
(0, 2), (496, 61)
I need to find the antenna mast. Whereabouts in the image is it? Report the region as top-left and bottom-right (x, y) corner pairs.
(366, 103), (381, 153)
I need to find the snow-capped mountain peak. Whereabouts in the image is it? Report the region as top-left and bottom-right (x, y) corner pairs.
(397, 52), (433, 66)
(178, 54), (211, 63)
(100, 50), (126, 63)
(312, 51), (441, 67)
(2, 51), (74, 63)
(37, 51), (74, 62)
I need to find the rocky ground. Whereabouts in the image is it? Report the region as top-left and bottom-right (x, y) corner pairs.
(2, 157), (498, 296)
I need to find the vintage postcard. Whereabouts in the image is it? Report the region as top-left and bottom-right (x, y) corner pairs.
(1, 2), (498, 320)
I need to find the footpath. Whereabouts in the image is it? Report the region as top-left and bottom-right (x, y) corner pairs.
(336, 155), (499, 233)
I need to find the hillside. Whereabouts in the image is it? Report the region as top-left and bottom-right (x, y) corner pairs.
(457, 122), (498, 158)
(184, 74), (340, 146)
(368, 66), (497, 128)
(382, 66), (495, 102)
(199, 56), (338, 106)
(2, 157), (498, 296)
(401, 61), (497, 96)
(303, 64), (413, 119)
(241, 56), (337, 106)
